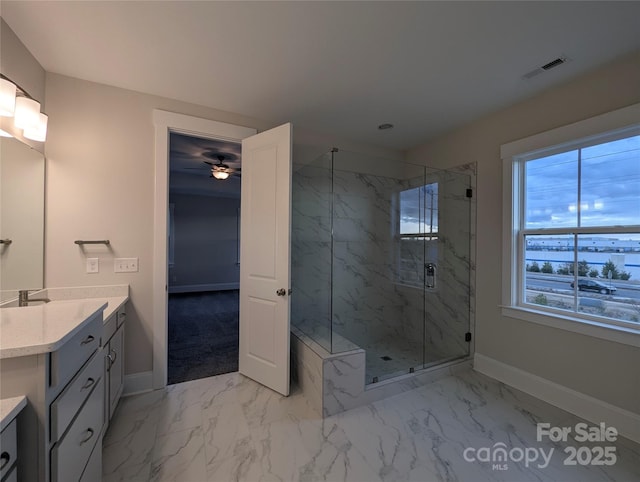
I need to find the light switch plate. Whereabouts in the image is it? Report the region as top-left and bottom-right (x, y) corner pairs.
(114, 257), (139, 273)
(86, 258), (99, 273)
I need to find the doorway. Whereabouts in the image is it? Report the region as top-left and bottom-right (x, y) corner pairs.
(153, 111), (293, 395)
(167, 133), (243, 384)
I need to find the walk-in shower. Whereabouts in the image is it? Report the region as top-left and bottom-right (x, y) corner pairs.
(292, 149), (474, 386)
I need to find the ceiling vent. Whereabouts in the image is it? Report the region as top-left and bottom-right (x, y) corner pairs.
(523, 56), (569, 80)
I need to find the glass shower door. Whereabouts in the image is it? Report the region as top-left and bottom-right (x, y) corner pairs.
(422, 167), (472, 367)
(330, 150), (426, 383)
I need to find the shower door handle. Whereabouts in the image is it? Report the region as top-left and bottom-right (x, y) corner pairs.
(425, 263), (436, 289)
(276, 288), (287, 296)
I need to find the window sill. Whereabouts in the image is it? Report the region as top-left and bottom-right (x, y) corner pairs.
(501, 305), (640, 348)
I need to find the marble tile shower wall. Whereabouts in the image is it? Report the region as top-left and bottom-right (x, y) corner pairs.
(291, 164), (333, 351)
(292, 159), (476, 377)
(330, 170), (410, 350)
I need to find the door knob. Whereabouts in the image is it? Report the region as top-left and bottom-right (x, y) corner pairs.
(276, 288), (286, 296)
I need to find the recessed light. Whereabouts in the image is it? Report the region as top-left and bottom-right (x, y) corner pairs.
(378, 123), (394, 130)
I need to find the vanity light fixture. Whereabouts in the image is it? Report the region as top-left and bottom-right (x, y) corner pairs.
(14, 96), (41, 130)
(212, 170), (230, 180)
(0, 74), (48, 142)
(23, 112), (48, 142)
(0, 78), (17, 116)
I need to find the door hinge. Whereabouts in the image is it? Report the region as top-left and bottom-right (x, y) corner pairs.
(465, 332), (472, 342)
(466, 188), (473, 198)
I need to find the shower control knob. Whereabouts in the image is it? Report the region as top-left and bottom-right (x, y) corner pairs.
(276, 288), (286, 296)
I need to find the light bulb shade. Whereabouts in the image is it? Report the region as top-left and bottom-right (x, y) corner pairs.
(0, 79), (17, 117)
(23, 112), (48, 142)
(212, 171), (230, 180)
(14, 96), (41, 130)
(0, 129), (13, 138)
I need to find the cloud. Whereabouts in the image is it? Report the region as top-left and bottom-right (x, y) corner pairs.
(525, 137), (639, 228)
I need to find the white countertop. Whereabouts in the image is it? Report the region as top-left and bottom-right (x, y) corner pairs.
(0, 300), (106, 359)
(76, 296), (127, 322)
(0, 396), (27, 432)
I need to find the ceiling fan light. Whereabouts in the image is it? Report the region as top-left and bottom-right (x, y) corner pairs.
(14, 96), (41, 130)
(212, 170), (230, 180)
(0, 78), (17, 117)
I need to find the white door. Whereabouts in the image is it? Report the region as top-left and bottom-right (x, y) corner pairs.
(239, 123), (292, 396)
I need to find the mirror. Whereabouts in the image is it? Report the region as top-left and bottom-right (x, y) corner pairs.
(0, 136), (45, 301)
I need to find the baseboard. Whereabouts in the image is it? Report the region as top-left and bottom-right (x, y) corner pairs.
(474, 353), (640, 444)
(168, 282), (239, 294)
(123, 371), (154, 396)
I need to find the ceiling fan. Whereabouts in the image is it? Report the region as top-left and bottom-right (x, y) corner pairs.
(186, 151), (240, 180)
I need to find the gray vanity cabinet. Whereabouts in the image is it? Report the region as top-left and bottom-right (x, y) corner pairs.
(102, 307), (125, 429)
(0, 416), (18, 481)
(0, 310), (104, 482)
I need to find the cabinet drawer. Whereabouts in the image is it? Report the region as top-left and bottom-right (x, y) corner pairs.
(1, 464), (16, 482)
(103, 311), (117, 346)
(50, 349), (104, 442)
(79, 435), (102, 482)
(0, 418), (17, 480)
(50, 313), (102, 389)
(51, 374), (104, 482)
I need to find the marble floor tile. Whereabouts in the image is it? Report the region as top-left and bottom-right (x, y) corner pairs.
(103, 368), (640, 482)
(202, 402), (257, 478)
(102, 462), (151, 482)
(149, 427), (207, 482)
(102, 390), (166, 476)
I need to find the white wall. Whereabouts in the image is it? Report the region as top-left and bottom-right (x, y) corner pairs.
(169, 193), (240, 290)
(407, 51), (640, 414)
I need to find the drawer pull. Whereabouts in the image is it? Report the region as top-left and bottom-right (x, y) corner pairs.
(110, 348), (118, 364)
(81, 377), (96, 390)
(0, 452), (10, 470)
(80, 335), (95, 345)
(106, 353), (114, 370)
(79, 428), (94, 445)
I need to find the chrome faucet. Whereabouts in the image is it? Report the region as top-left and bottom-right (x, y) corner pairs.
(18, 290), (51, 307)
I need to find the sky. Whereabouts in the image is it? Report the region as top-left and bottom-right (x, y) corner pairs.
(400, 183), (439, 234)
(525, 134), (639, 229)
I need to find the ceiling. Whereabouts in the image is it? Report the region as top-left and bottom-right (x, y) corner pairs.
(2, 1), (640, 150)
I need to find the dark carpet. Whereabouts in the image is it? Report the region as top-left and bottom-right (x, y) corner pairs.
(168, 290), (239, 385)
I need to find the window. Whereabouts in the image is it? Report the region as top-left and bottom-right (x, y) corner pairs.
(398, 183), (438, 285)
(502, 103), (640, 345)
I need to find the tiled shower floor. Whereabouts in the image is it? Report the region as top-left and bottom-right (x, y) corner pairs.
(362, 336), (452, 384)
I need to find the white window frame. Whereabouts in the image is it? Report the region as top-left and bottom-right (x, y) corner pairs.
(501, 103), (640, 348)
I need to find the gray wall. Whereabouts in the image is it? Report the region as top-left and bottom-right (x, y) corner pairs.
(407, 50), (640, 414)
(169, 193), (240, 291)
